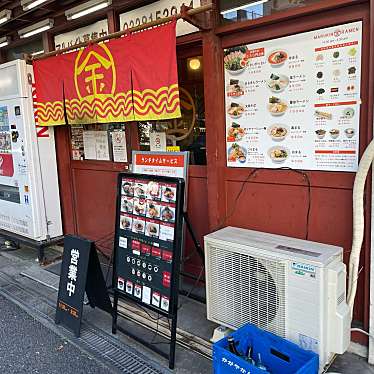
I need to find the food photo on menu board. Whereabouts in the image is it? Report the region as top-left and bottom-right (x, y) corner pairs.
(133, 198), (146, 216)
(122, 179), (134, 196)
(146, 201), (161, 219)
(121, 196), (133, 214)
(132, 217), (146, 235)
(147, 181), (162, 200)
(161, 204), (175, 223)
(134, 181), (147, 199)
(120, 214), (132, 231)
(145, 219), (160, 238)
(224, 21), (362, 172)
(161, 184), (176, 202)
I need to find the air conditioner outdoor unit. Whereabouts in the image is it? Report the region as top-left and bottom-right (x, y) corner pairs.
(204, 227), (351, 373)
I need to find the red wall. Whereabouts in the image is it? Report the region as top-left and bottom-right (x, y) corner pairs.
(63, 160), (209, 269)
(203, 2), (372, 344)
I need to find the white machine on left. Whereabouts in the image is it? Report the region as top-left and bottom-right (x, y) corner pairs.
(0, 59), (62, 241)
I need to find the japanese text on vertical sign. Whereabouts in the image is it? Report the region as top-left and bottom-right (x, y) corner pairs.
(66, 249), (80, 297)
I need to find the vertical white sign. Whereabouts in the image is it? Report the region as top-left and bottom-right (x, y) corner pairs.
(150, 132), (167, 152)
(112, 130), (128, 163)
(119, 0), (200, 37)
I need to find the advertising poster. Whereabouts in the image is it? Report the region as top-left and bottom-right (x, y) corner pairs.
(132, 151), (189, 180)
(82, 130), (110, 161)
(115, 174), (183, 315)
(224, 21), (362, 172)
(112, 130), (128, 163)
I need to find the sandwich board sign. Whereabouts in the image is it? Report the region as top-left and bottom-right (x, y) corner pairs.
(55, 235), (112, 337)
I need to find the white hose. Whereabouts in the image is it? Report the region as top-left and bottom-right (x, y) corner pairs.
(347, 139), (374, 315)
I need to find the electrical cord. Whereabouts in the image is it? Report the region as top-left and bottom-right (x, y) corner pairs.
(104, 247), (114, 287)
(150, 314), (161, 344)
(95, 231), (115, 260)
(179, 266), (205, 310)
(351, 327), (374, 337)
(148, 312), (173, 346)
(139, 305), (163, 322)
(215, 168), (259, 231)
(181, 248), (199, 264)
(213, 167), (312, 240)
(279, 167), (311, 240)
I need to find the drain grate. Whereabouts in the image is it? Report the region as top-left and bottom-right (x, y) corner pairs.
(0, 277), (169, 374)
(80, 325), (169, 374)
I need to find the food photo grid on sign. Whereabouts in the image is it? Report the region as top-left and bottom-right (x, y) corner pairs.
(224, 21), (362, 172)
(116, 177), (179, 314)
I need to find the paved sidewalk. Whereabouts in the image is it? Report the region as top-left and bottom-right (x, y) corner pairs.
(0, 246), (373, 374)
(0, 247), (210, 374)
(0, 294), (112, 374)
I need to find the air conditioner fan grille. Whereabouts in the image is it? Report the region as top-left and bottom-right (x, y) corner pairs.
(207, 244), (286, 337)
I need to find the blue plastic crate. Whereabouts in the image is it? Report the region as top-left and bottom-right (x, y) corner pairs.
(213, 324), (319, 374)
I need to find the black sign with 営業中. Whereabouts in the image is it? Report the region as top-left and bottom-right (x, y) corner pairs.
(55, 235), (112, 337)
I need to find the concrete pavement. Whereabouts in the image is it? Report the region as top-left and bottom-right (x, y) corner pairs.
(0, 294), (113, 374)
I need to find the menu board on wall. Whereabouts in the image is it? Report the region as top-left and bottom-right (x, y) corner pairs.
(224, 21), (362, 172)
(114, 173), (184, 316)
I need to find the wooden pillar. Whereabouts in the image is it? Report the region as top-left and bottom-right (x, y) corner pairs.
(42, 31), (54, 53)
(41, 30), (77, 235)
(0, 49), (6, 64)
(107, 8), (119, 33)
(202, 31), (227, 230)
(54, 126), (77, 234)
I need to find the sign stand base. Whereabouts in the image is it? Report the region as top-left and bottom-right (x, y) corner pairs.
(112, 290), (178, 369)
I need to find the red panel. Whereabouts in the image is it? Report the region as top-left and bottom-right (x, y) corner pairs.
(225, 181), (310, 239)
(225, 181), (363, 322)
(71, 165), (209, 263)
(72, 169), (117, 255)
(184, 169), (209, 276)
(202, 3), (372, 341)
(54, 126), (76, 235)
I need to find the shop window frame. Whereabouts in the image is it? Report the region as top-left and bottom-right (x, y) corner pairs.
(215, 0), (366, 36)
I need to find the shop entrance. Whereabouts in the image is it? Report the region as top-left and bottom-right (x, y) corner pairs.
(55, 39), (208, 291)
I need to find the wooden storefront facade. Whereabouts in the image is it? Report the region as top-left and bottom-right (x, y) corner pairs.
(0, 0), (372, 346)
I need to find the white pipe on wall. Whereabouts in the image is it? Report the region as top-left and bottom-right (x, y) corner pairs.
(347, 139), (374, 313)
